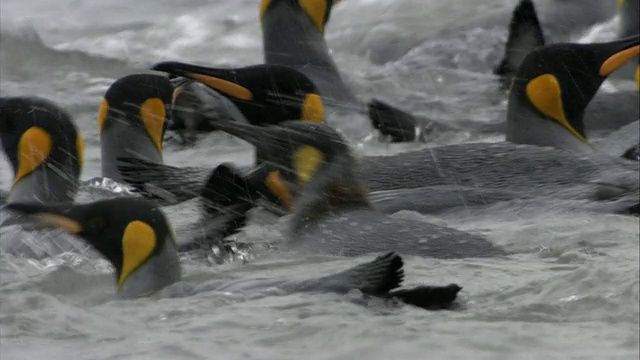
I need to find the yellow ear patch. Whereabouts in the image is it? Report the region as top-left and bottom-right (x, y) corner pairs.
(36, 213), (83, 233)
(302, 94), (325, 123)
(266, 170), (293, 210)
(299, 0), (328, 33)
(98, 99), (109, 134)
(13, 127), (52, 186)
(294, 145), (324, 184)
(187, 73), (254, 101)
(140, 98), (166, 154)
(526, 74), (587, 142)
(118, 221), (157, 291)
(259, 0), (272, 21)
(599, 45), (640, 76)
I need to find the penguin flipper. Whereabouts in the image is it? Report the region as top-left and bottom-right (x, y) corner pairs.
(493, 0), (545, 83)
(368, 99), (420, 142)
(387, 284), (462, 310)
(117, 157), (210, 204)
(304, 252), (404, 295)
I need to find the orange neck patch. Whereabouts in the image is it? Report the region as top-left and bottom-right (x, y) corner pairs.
(266, 171), (293, 210)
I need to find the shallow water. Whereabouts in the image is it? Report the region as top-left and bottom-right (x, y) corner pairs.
(1, 0), (639, 359)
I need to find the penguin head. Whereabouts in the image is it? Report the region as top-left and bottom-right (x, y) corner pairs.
(153, 62), (325, 126)
(99, 74), (174, 182)
(0, 97), (83, 204)
(507, 35), (639, 146)
(5, 197), (182, 298)
(260, 0), (340, 34)
(207, 120), (368, 213)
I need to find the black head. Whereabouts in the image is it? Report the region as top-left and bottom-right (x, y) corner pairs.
(98, 74), (174, 153)
(152, 62), (325, 126)
(510, 35), (640, 140)
(6, 197), (176, 291)
(0, 96), (83, 185)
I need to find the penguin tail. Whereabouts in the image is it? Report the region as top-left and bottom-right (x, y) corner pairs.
(493, 0), (545, 83)
(116, 157), (210, 204)
(387, 284), (462, 310)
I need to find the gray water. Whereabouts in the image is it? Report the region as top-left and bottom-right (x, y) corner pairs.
(1, 0), (639, 359)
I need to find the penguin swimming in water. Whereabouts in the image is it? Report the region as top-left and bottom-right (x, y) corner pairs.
(260, 0), (355, 104)
(259, 0), (429, 142)
(0, 96), (83, 205)
(99, 74), (174, 183)
(0, 96), (91, 257)
(156, 62), (325, 144)
(5, 197), (462, 310)
(116, 36), (639, 214)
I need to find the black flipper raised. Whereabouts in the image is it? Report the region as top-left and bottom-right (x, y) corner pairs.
(368, 99), (421, 142)
(318, 252), (462, 310)
(494, 0), (545, 86)
(315, 252), (404, 295)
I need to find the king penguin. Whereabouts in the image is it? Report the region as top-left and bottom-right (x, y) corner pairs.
(1, 96), (83, 205)
(259, 0), (429, 142)
(5, 197), (462, 310)
(99, 74), (174, 183)
(0, 97), (89, 258)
